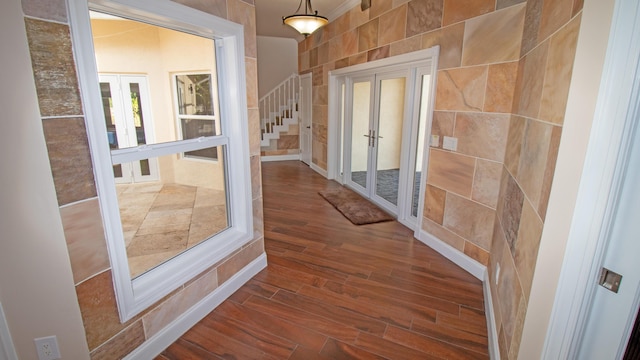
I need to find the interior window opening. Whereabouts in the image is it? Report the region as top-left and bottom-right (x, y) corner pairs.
(90, 11), (231, 279)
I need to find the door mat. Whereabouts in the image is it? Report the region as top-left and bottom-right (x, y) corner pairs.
(318, 186), (394, 225)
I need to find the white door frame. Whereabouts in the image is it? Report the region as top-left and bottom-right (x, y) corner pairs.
(327, 47), (439, 231)
(300, 73), (312, 165)
(542, 0), (640, 357)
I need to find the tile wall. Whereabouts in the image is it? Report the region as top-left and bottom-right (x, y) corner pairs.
(21, 0), (264, 358)
(298, 0), (582, 357)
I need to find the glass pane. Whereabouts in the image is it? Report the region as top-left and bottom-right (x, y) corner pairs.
(100, 82), (119, 150)
(113, 164), (123, 178)
(351, 81), (371, 189)
(129, 82), (147, 145)
(412, 74), (431, 217)
(375, 77), (406, 206)
(176, 74), (214, 116)
(139, 159), (150, 176)
(181, 118), (217, 159)
(117, 145), (229, 278)
(91, 14), (218, 148)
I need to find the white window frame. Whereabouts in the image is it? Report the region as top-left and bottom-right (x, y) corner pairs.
(172, 72), (221, 162)
(68, 0), (253, 321)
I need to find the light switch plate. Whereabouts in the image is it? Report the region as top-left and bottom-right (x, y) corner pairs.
(430, 134), (439, 147)
(443, 136), (458, 151)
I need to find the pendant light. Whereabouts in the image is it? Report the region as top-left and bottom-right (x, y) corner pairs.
(282, 0), (328, 37)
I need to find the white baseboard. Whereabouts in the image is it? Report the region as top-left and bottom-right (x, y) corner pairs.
(124, 254), (267, 360)
(310, 163), (328, 178)
(484, 271), (500, 360)
(417, 229), (499, 359)
(417, 230), (485, 280)
(260, 154), (300, 162)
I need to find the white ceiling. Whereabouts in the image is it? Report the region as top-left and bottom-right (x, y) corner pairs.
(255, 0), (360, 40)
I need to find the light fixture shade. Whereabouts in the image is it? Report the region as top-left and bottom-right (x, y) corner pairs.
(283, 0), (328, 36)
(283, 14), (328, 36)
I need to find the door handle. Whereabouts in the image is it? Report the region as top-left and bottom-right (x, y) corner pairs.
(306, 126), (311, 129)
(363, 130), (373, 147)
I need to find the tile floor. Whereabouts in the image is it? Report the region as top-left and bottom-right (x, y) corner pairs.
(116, 182), (228, 277)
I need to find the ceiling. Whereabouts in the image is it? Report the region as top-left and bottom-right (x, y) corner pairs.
(255, 0), (360, 40)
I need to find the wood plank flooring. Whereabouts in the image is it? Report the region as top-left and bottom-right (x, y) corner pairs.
(157, 161), (489, 359)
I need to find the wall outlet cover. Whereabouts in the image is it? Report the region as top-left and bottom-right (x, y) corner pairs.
(443, 136), (458, 151)
(34, 336), (61, 360)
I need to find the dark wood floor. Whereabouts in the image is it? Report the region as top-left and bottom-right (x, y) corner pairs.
(157, 161), (489, 359)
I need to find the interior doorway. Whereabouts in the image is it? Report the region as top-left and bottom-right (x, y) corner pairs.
(300, 73), (312, 165)
(331, 49), (438, 230)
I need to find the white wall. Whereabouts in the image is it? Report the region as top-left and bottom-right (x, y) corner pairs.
(256, 36), (298, 98)
(0, 0), (90, 358)
(518, 0), (616, 357)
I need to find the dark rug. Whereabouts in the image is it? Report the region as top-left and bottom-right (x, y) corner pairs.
(318, 186), (394, 225)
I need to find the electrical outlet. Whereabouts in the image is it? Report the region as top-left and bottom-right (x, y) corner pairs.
(442, 136), (458, 151)
(34, 336), (61, 360)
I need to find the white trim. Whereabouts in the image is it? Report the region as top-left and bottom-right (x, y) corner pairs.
(483, 272), (500, 360)
(417, 229), (485, 280)
(260, 154), (301, 162)
(0, 303), (17, 360)
(310, 162), (328, 178)
(327, 73), (340, 180)
(542, 0), (640, 357)
(123, 254), (267, 360)
(329, 48), (439, 77)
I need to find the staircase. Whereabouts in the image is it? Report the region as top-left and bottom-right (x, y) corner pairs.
(260, 74), (300, 147)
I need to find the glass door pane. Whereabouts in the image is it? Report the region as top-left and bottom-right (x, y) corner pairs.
(100, 75), (132, 182)
(120, 76), (159, 183)
(350, 80), (372, 190)
(374, 77), (406, 206)
(412, 74), (431, 217)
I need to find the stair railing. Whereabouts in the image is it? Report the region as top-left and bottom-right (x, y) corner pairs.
(259, 73), (300, 136)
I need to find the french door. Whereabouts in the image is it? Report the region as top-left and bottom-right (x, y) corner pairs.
(342, 65), (433, 228)
(345, 71), (409, 215)
(99, 74), (159, 183)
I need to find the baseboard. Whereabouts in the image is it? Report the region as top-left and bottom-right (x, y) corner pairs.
(310, 163), (328, 178)
(260, 154), (300, 162)
(484, 271), (500, 360)
(124, 254), (268, 360)
(417, 229), (498, 359)
(417, 229), (485, 280)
